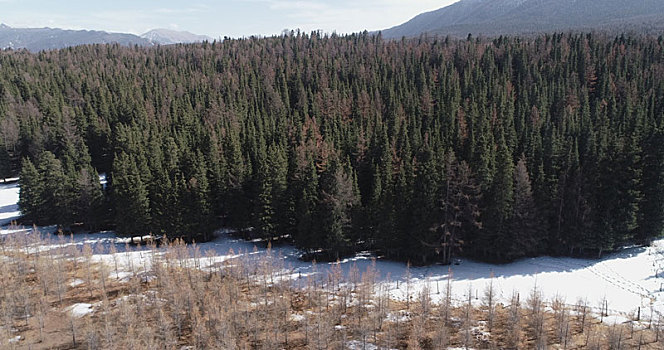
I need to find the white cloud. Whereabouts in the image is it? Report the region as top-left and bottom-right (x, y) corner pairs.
(244, 0), (458, 34)
(155, 7), (205, 15)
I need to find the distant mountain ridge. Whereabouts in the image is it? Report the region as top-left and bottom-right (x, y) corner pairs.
(142, 29), (212, 45)
(381, 0), (664, 38)
(0, 24), (212, 51)
(0, 24), (150, 51)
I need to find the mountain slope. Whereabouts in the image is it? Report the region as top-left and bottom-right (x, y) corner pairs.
(141, 29), (213, 45)
(0, 24), (151, 51)
(381, 0), (664, 38)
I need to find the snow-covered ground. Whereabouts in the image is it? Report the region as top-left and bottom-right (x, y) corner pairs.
(1, 180), (663, 319)
(0, 181), (20, 227)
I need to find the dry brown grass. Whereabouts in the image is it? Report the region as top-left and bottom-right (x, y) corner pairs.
(0, 232), (662, 349)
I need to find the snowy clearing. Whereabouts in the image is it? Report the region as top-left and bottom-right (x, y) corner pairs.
(1, 180), (663, 320)
(0, 182), (20, 227)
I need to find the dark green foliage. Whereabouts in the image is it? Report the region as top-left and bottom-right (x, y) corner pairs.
(7, 32), (664, 262)
(18, 152), (76, 227)
(316, 157), (360, 260)
(182, 152), (212, 241)
(73, 166), (104, 230)
(428, 152), (481, 265)
(0, 148), (11, 180)
(112, 152), (151, 236)
(508, 157), (545, 259)
(409, 144), (444, 264)
(18, 158), (41, 223)
(292, 158), (319, 251)
(36, 151), (72, 226)
(638, 128), (664, 243)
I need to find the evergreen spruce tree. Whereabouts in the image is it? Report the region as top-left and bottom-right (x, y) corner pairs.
(183, 153), (212, 241)
(74, 166), (104, 230)
(0, 147), (11, 180)
(293, 158), (319, 252)
(320, 157), (360, 259)
(37, 151), (72, 227)
(268, 144), (288, 237)
(410, 143), (442, 264)
(112, 152), (151, 237)
(18, 158), (42, 224)
(509, 157), (543, 258)
(479, 131), (514, 261)
(436, 152), (481, 265)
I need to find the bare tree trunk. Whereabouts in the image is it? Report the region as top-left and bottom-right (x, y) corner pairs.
(463, 284), (473, 349)
(527, 284), (545, 345)
(577, 298), (589, 333)
(483, 272), (495, 332)
(508, 290), (521, 348)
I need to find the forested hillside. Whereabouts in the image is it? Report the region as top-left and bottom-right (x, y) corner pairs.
(381, 0), (664, 38)
(2, 32), (664, 264)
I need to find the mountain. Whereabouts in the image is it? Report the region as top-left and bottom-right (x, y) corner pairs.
(0, 24), (151, 51)
(0, 25), (213, 52)
(141, 29), (213, 45)
(381, 0), (664, 38)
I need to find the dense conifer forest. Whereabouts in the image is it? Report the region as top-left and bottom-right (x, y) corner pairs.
(2, 32), (664, 264)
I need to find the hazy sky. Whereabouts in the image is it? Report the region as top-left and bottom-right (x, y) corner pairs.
(0, 0), (459, 38)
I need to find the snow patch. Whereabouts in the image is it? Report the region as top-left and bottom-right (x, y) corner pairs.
(385, 311), (411, 323)
(99, 173), (107, 190)
(602, 314), (634, 326)
(69, 279), (84, 287)
(471, 321), (491, 342)
(7, 335), (21, 344)
(66, 303), (94, 317)
(289, 313), (305, 322)
(346, 340), (379, 350)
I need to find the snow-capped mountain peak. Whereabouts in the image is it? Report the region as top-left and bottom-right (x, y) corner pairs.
(141, 29), (212, 45)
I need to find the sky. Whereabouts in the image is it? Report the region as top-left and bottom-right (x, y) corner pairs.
(0, 0), (459, 39)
